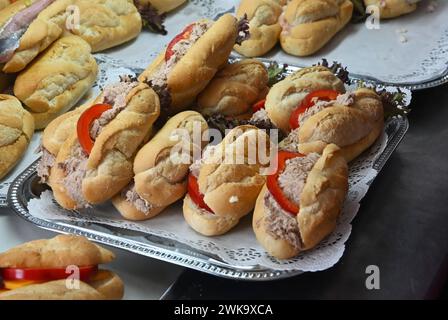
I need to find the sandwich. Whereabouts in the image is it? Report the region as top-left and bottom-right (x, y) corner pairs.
(286, 87), (384, 162)
(49, 75), (160, 210)
(0, 235), (124, 300)
(0, 0), (12, 11)
(364, 0), (420, 19)
(36, 102), (92, 186)
(14, 36), (98, 129)
(0, 0), (72, 73)
(196, 59), (269, 117)
(138, 13), (248, 115)
(139, 0), (187, 13)
(0, 94), (34, 180)
(183, 125), (272, 236)
(253, 144), (348, 259)
(112, 110), (209, 220)
(67, 0), (142, 52)
(265, 66), (346, 133)
(234, 0), (286, 57)
(279, 0), (353, 56)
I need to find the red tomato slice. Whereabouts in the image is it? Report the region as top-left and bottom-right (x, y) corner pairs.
(77, 103), (112, 155)
(165, 24), (195, 62)
(252, 99), (266, 113)
(1, 265), (98, 282)
(266, 151), (304, 215)
(187, 174), (213, 213)
(289, 89), (340, 130)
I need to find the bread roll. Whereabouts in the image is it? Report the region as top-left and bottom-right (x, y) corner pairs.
(14, 36), (98, 129)
(139, 14), (238, 114)
(0, 0), (11, 10)
(196, 59), (269, 116)
(51, 81), (160, 209)
(1, 0), (73, 73)
(265, 66), (345, 132)
(297, 88), (384, 162)
(0, 94), (34, 180)
(364, 0), (419, 19)
(234, 0), (286, 57)
(279, 0), (353, 56)
(68, 0), (142, 52)
(137, 0), (187, 13)
(253, 144), (348, 259)
(183, 125), (272, 236)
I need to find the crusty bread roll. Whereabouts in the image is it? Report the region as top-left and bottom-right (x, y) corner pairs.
(0, 94), (34, 180)
(1, 0), (73, 73)
(196, 59), (269, 116)
(0, 235), (124, 300)
(364, 0), (419, 19)
(138, 0), (187, 13)
(138, 14), (238, 114)
(0, 0), (11, 10)
(279, 0), (353, 57)
(68, 0), (142, 52)
(234, 0), (286, 57)
(14, 36), (98, 129)
(51, 81), (160, 209)
(265, 66), (345, 132)
(253, 144), (348, 259)
(112, 111), (208, 220)
(297, 88), (384, 162)
(183, 125), (271, 236)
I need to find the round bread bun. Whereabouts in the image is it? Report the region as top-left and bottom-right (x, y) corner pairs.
(111, 192), (165, 221)
(297, 88), (384, 162)
(138, 14), (238, 113)
(265, 66), (345, 132)
(253, 144), (348, 259)
(364, 0), (418, 19)
(279, 0), (353, 57)
(183, 194), (240, 236)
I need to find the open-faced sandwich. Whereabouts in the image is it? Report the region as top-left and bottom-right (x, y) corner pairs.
(138, 13), (249, 114)
(253, 144), (348, 259)
(113, 110), (209, 220)
(0, 235), (124, 300)
(49, 75), (160, 209)
(0, 0), (72, 73)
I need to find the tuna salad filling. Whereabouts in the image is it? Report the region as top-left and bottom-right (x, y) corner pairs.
(89, 75), (139, 139)
(0, 0), (55, 63)
(149, 21), (213, 87)
(123, 183), (153, 214)
(36, 147), (55, 183)
(59, 143), (89, 207)
(297, 92), (354, 127)
(263, 153), (320, 248)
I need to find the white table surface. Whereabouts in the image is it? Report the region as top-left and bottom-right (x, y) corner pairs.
(0, 207), (183, 300)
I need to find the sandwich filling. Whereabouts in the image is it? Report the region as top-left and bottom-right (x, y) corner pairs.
(263, 153), (320, 249)
(0, 0), (55, 63)
(123, 183), (153, 214)
(149, 21), (213, 88)
(36, 147), (55, 183)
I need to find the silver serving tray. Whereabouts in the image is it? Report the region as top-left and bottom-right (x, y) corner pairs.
(6, 116), (409, 281)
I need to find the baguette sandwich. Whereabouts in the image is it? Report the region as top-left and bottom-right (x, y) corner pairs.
(113, 110), (208, 220)
(50, 76), (160, 209)
(0, 235), (124, 300)
(364, 0), (420, 19)
(14, 36), (98, 129)
(0, 0), (72, 73)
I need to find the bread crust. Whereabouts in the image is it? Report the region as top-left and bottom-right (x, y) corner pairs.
(0, 94), (34, 179)
(234, 0), (286, 57)
(364, 0), (418, 19)
(139, 0), (186, 13)
(14, 36), (98, 129)
(139, 14), (238, 113)
(2, 0), (73, 73)
(0, 0), (11, 10)
(297, 88), (384, 162)
(253, 144), (348, 259)
(196, 59), (269, 116)
(68, 0), (142, 52)
(265, 66), (345, 132)
(0, 234), (115, 268)
(112, 193), (165, 220)
(51, 83), (160, 209)
(280, 0), (353, 56)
